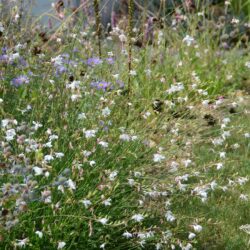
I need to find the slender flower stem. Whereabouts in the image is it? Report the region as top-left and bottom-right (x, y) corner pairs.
(94, 0), (102, 57)
(128, 0), (134, 96)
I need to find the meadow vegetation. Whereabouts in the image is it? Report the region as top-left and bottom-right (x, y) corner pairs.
(0, 1), (250, 249)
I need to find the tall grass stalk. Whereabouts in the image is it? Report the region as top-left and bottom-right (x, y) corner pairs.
(128, 0), (134, 97)
(94, 0), (102, 57)
(231, 0), (250, 19)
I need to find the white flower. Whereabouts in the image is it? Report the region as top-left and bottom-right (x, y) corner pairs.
(244, 133), (250, 138)
(119, 34), (127, 42)
(188, 232), (196, 240)
(131, 135), (138, 141)
(71, 94), (81, 101)
(183, 35), (195, 46)
(182, 243), (193, 250)
(112, 74), (119, 79)
(222, 117), (231, 124)
(192, 224), (203, 233)
(66, 80), (81, 90)
(81, 199), (92, 208)
(134, 171), (142, 177)
(84, 129), (97, 138)
(239, 194), (248, 201)
(5, 128), (16, 141)
(58, 185), (64, 193)
(102, 107), (111, 117)
(32, 121), (43, 131)
(55, 152), (64, 158)
(98, 218), (108, 225)
(123, 231), (133, 238)
(142, 111), (151, 119)
(109, 171), (118, 181)
(165, 211), (176, 222)
(219, 152), (226, 158)
(166, 82), (184, 94)
(232, 143), (240, 149)
(216, 162), (223, 170)
(128, 178), (135, 186)
(35, 231), (43, 238)
(231, 18), (239, 24)
(108, 51), (114, 57)
(78, 113), (86, 120)
(119, 134), (130, 141)
(183, 159), (192, 167)
(51, 55), (64, 66)
(193, 187), (208, 202)
(98, 141), (109, 148)
(44, 141), (52, 148)
(100, 243), (106, 249)
(102, 198), (112, 206)
(222, 130), (231, 139)
(238, 177), (249, 185)
(89, 160), (96, 167)
(58, 241), (66, 249)
(156, 243), (162, 250)
(0, 22), (4, 32)
(33, 166), (43, 176)
(170, 161), (179, 172)
(245, 61), (250, 69)
(132, 214), (144, 222)
(129, 70), (137, 76)
(67, 179), (76, 190)
(44, 155), (54, 162)
(10, 52), (20, 60)
(153, 153), (165, 163)
(212, 137), (224, 146)
(49, 134), (58, 141)
(2, 119), (9, 127)
(210, 180), (217, 190)
(45, 196), (52, 203)
(239, 224), (250, 234)
(15, 238), (29, 248)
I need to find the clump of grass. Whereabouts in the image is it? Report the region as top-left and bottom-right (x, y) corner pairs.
(0, 1), (250, 249)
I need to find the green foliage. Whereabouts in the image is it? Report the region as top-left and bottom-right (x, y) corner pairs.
(0, 3), (250, 250)
(231, 0), (250, 19)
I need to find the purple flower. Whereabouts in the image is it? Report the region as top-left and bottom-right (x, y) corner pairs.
(0, 54), (8, 64)
(2, 47), (8, 54)
(11, 75), (30, 87)
(19, 57), (28, 67)
(56, 65), (67, 75)
(116, 80), (125, 89)
(86, 57), (103, 66)
(90, 81), (113, 91)
(106, 57), (115, 64)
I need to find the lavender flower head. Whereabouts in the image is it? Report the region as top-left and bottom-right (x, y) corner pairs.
(11, 75), (29, 87)
(106, 57), (115, 64)
(86, 57), (103, 66)
(0, 54), (9, 64)
(90, 81), (113, 91)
